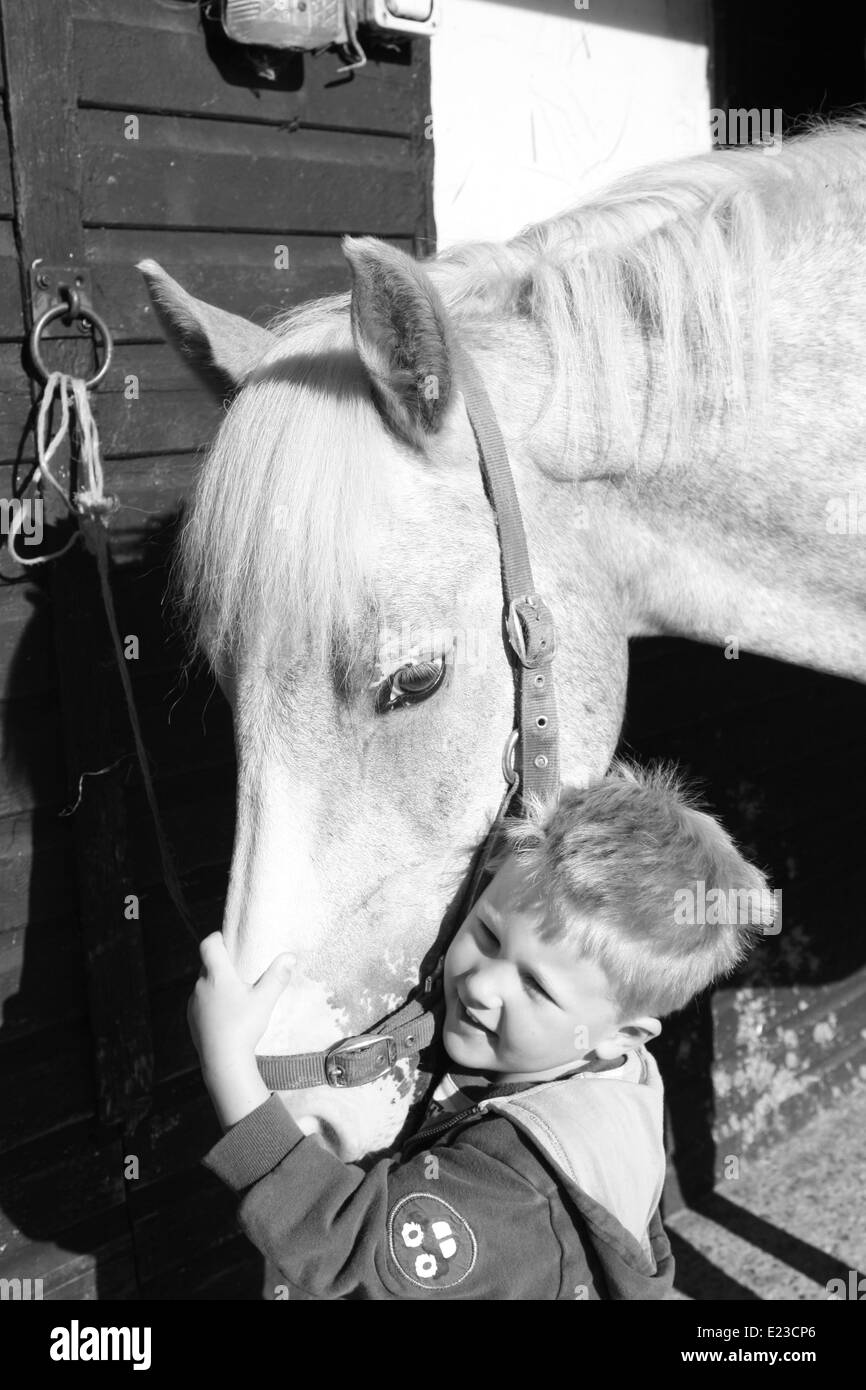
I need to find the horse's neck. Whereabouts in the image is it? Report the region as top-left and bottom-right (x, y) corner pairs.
(588, 390), (866, 682)
(595, 481), (866, 681)
(488, 305), (866, 684)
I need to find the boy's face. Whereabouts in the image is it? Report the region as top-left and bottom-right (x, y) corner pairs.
(442, 854), (628, 1081)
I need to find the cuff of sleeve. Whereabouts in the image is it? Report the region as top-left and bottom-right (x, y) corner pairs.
(202, 1092), (307, 1193)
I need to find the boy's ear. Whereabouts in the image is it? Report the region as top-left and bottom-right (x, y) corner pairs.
(594, 1017), (661, 1060)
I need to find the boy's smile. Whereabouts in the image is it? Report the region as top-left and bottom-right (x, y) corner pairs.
(442, 855), (634, 1081)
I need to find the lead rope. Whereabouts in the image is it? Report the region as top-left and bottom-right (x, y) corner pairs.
(7, 372), (199, 945)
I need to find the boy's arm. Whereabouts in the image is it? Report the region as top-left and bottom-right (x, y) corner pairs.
(188, 936), (590, 1299)
(203, 1094), (564, 1300)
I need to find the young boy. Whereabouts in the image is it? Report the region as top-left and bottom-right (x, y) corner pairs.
(191, 762), (774, 1300)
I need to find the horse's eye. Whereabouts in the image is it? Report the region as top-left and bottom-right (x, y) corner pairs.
(375, 656), (447, 713)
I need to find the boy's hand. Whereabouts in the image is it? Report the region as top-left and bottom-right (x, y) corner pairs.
(188, 933), (296, 1128)
(188, 932), (296, 1068)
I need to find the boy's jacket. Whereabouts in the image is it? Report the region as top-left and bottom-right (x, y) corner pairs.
(203, 1047), (674, 1300)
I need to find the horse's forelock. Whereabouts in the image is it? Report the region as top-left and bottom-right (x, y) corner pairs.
(174, 298), (391, 679)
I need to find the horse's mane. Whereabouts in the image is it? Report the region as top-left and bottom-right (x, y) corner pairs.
(177, 120), (866, 673)
(429, 117), (866, 458)
(174, 303), (387, 680)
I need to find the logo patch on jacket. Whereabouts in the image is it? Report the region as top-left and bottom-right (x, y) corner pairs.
(388, 1193), (477, 1289)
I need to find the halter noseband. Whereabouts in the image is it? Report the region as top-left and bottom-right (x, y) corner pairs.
(255, 343), (561, 1091)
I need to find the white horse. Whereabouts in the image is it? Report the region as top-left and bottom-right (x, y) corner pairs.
(141, 122), (866, 1160)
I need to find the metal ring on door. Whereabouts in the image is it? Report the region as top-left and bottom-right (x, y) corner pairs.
(29, 299), (114, 389)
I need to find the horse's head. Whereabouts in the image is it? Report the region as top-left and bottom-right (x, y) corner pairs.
(139, 238), (629, 1157)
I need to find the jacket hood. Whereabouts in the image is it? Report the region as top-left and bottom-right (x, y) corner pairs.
(478, 1048), (673, 1298)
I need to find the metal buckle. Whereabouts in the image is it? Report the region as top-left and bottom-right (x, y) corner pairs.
(324, 1033), (397, 1088)
(506, 596), (557, 669)
(501, 728), (519, 786)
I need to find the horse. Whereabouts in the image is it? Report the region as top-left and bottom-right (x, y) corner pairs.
(140, 121), (866, 1162)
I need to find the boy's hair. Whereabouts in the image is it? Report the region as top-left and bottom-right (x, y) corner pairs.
(486, 760), (775, 1019)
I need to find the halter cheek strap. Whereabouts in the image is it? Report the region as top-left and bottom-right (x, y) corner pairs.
(255, 343), (561, 1092)
(451, 342), (560, 810)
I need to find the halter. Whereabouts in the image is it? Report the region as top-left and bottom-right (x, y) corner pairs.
(255, 343), (561, 1091)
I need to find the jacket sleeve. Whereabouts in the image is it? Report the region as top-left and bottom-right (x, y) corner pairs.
(202, 1093), (566, 1300)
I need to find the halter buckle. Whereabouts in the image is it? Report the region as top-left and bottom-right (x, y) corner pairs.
(506, 596), (557, 669)
(501, 728), (519, 786)
(324, 1033), (397, 1087)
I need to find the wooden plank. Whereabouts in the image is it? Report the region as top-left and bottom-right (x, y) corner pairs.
(97, 394), (220, 461)
(0, 340), (205, 395)
(85, 228), (385, 339)
(73, 1), (416, 137)
(81, 110), (416, 234)
(0, 1021), (96, 1155)
(125, 1071), (223, 1192)
(0, 1208), (138, 1300)
(0, 221), (22, 336)
(0, 109), (12, 218)
(408, 35), (436, 256)
(0, 0), (154, 1136)
(0, 345), (223, 460)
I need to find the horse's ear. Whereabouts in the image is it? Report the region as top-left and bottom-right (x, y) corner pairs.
(137, 259), (276, 393)
(343, 236), (453, 445)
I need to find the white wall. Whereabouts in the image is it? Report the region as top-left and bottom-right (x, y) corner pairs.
(430, 0), (711, 247)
